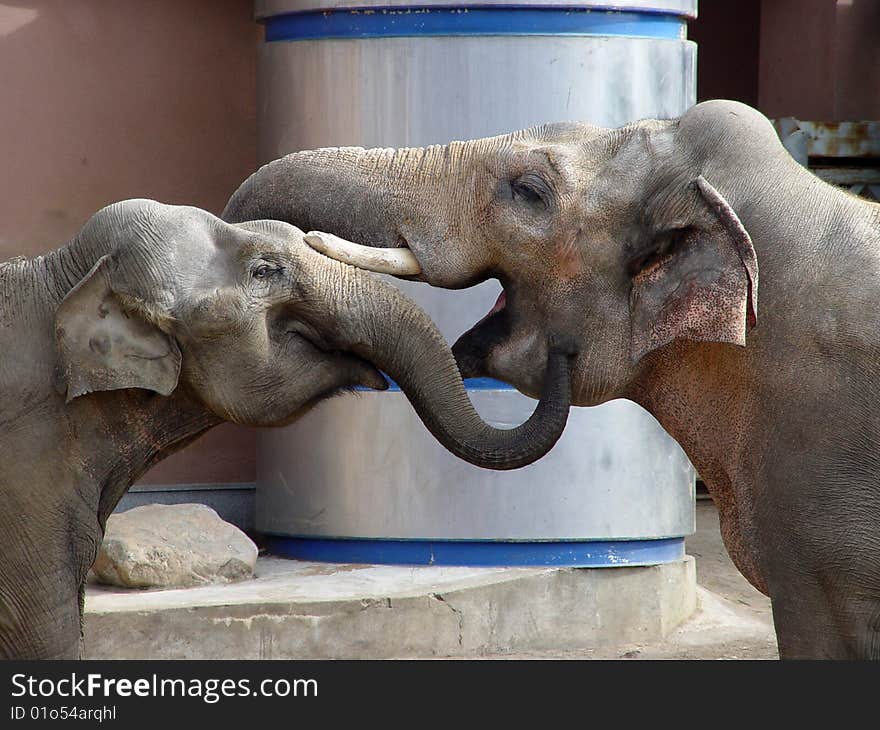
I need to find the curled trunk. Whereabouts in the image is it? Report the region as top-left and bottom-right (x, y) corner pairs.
(314, 256), (572, 471)
(229, 147), (573, 469)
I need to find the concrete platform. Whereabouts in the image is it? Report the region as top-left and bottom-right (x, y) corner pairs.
(84, 501), (779, 660)
(84, 556), (696, 659)
(497, 499), (778, 659)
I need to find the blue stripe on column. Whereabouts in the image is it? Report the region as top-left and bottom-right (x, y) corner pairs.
(265, 536), (685, 566)
(354, 375), (515, 391)
(264, 8), (686, 42)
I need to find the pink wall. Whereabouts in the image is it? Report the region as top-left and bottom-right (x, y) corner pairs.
(694, 0), (879, 121)
(0, 1), (259, 485)
(829, 0), (880, 121)
(689, 0), (761, 108)
(760, 0), (880, 122)
(758, 0), (840, 120)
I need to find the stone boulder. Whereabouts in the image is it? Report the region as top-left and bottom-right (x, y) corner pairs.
(92, 503), (258, 589)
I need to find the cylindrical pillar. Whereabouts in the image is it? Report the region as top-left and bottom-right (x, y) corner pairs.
(255, 0), (698, 566)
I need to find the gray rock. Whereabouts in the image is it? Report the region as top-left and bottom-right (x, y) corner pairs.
(92, 503), (258, 589)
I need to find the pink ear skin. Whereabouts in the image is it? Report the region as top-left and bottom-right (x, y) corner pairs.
(628, 177), (759, 364)
(694, 176), (759, 328)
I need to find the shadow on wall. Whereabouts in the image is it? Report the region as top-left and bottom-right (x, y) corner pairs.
(0, 0), (260, 487)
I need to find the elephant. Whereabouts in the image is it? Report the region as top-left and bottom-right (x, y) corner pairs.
(223, 99), (880, 659)
(0, 200), (573, 659)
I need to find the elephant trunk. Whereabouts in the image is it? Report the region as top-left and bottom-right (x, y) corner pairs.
(316, 257), (573, 471)
(223, 146), (431, 248)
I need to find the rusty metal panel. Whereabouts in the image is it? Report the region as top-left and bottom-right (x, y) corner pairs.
(775, 117), (880, 201)
(800, 121), (880, 159)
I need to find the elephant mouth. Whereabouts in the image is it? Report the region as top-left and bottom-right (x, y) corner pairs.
(452, 288), (512, 380)
(285, 325), (389, 391)
(300, 228), (513, 379)
(481, 288), (508, 323)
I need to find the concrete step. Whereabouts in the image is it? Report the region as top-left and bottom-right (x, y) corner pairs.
(84, 555), (695, 659)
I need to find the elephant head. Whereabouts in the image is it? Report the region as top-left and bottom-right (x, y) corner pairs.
(223, 100), (773, 407)
(54, 200), (572, 470)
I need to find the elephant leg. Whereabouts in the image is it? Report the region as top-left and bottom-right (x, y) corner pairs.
(0, 578), (82, 659)
(78, 582), (87, 658)
(0, 529), (92, 659)
(826, 601), (880, 659)
(770, 568), (880, 659)
(771, 583), (848, 659)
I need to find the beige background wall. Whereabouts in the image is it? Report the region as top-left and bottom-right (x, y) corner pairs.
(0, 0), (259, 485)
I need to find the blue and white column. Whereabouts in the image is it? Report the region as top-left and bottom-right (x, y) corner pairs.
(254, 0), (698, 567)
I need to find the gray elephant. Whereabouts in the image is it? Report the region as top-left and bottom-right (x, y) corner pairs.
(223, 99), (880, 659)
(0, 200), (572, 659)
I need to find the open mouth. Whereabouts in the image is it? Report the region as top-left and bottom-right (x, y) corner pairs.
(301, 229), (510, 381)
(452, 286), (511, 380)
(480, 288), (507, 325)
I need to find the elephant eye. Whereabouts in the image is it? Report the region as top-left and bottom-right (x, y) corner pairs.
(510, 175), (550, 209)
(252, 263), (283, 280)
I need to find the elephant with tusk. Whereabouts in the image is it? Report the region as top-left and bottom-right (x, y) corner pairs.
(224, 99), (880, 659)
(0, 199), (572, 659)
(303, 231), (422, 276)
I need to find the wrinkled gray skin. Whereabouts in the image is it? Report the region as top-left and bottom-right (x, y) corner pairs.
(225, 100), (880, 659)
(0, 200), (571, 659)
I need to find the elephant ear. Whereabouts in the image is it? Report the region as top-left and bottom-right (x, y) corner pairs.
(628, 176), (758, 364)
(55, 255), (181, 402)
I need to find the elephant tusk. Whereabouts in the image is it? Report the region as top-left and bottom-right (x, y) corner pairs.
(304, 231), (422, 276)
